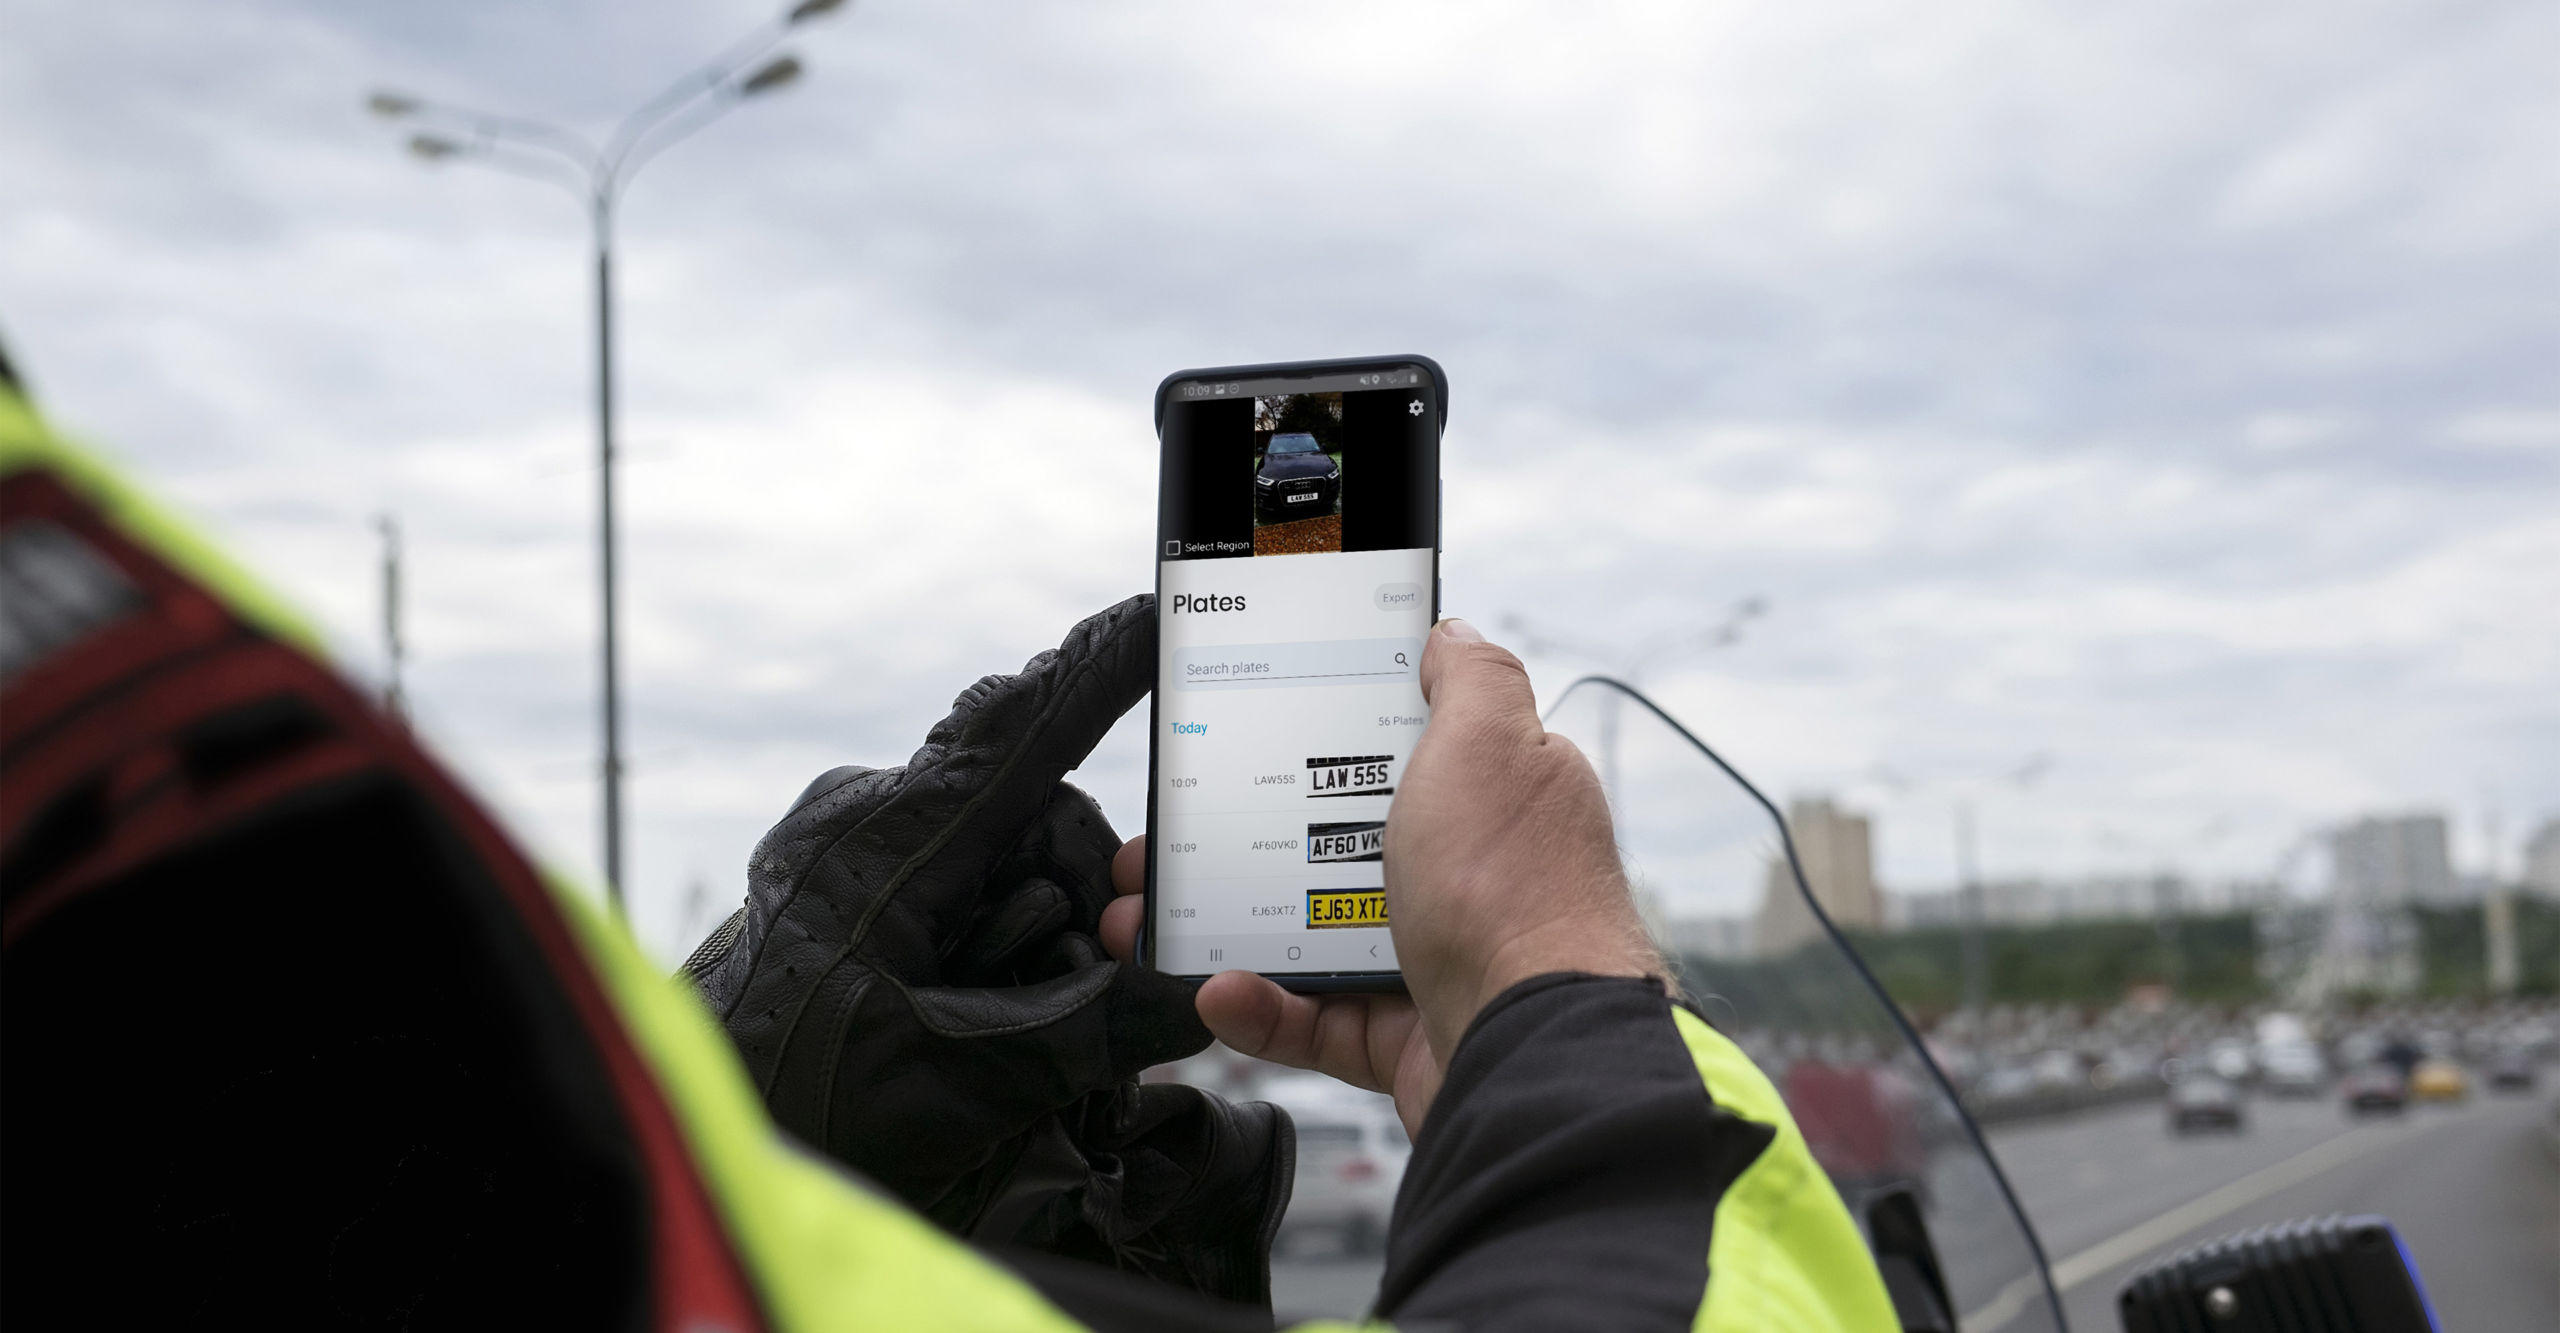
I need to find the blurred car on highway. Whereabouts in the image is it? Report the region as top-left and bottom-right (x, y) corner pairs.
(1977, 1063), (2039, 1103)
(2204, 1037), (2256, 1084)
(2409, 1058), (2469, 1103)
(2029, 1047), (2083, 1092)
(1262, 1074), (1407, 1255)
(1784, 1058), (1928, 1203)
(2484, 1049), (2538, 1094)
(2259, 1041), (2327, 1097)
(2167, 1073), (2246, 1134)
(2341, 1064), (2409, 1115)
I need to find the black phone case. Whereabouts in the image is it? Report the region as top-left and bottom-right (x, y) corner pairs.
(1143, 353), (1445, 994)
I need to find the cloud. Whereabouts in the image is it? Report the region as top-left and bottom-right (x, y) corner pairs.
(4, 0), (2556, 951)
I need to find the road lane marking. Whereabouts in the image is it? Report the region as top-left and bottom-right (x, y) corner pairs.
(1960, 1111), (2455, 1330)
(2048, 1114), (2447, 1290)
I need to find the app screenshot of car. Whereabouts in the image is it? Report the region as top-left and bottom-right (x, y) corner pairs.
(1155, 371), (1436, 976)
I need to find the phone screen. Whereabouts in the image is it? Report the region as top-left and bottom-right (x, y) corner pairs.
(1148, 360), (1441, 983)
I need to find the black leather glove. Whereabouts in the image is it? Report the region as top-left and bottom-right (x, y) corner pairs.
(989, 1082), (1296, 1302)
(682, 594), (1293, 1304)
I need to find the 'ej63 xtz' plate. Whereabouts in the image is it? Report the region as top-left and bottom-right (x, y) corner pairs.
(1307, 888), (1388, 928)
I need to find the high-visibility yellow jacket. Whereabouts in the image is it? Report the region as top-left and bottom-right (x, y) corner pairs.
(0, 386), (1896, 1332)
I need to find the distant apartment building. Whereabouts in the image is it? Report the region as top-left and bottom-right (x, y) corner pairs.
(1657, 915), (1756, 960)
(1754, 797), (1880, 956)
(2525, 817), (2560, 898)
(2295, 812), (2454, 999)
(1890, 873), (2216, 928)
(2326, 814), (2454, 907)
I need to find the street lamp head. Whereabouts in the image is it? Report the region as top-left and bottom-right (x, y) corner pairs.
(368, 90), (421, 119)
(787, 0), (849, 24)
(406, 133), (465, 162)
(738, 55), (805, 97)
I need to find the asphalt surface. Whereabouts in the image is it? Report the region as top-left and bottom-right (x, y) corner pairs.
(1999, 1085), (2558, 1333)
(1270, 1085), (2559, 1329)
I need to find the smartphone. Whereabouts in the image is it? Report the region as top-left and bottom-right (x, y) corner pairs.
(1144, 355), (1444, 992)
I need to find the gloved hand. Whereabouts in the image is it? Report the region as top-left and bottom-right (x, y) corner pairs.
(681, 594), (1293, 1304)
(989, 1081), (1296, 1301)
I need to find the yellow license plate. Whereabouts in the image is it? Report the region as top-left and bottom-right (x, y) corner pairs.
(1306, 888), (1388, 928)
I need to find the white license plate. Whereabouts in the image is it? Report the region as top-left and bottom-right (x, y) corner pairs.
(1285, 491), (1318, 503)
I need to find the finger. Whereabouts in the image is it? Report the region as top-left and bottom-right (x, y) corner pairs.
(898, 594), (1158, 872)
(1099, 836), (1151, 963)
(783, 764), (874, 817)
(943, 878), (1073, 981)
(1111, 835), (1145, 898)
(1100, 893), (1141, 964)
(1198, 971), (1408, 1096)
(996, 782), (1121, 924)
(1419, 617), (1542, 746)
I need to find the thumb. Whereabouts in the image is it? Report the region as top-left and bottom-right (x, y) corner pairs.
(1418, 618), (1542, 746)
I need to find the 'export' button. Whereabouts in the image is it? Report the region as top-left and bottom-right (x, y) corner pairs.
(1374, 582), (1424, 612)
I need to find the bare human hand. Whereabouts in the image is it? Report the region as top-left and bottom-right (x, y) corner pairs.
(1102, 838), (1442, 1136)
(1100, 617), (1655, 1137)
(1386, 616), (1660, 1063)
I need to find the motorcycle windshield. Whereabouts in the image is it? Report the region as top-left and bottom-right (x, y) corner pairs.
(1545, 678), (2066, 1333)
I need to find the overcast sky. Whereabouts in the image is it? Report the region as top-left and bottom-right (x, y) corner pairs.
(6, 0), (2555, 957)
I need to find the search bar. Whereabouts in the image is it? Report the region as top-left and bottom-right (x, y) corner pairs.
(1172, 638), (1425, 691)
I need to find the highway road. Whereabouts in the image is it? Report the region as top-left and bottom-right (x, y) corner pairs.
(1270, 1084), (2559, 1329)
(1993, 1085), (2558, 1332)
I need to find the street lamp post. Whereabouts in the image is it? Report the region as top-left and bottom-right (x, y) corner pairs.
(369, 0), (846, 914)
(1502, 597), (1768, 799)
(375, 513), (405, 720)
(2097, 815), (2235, 994)
(1871, 753), (2051, 1027)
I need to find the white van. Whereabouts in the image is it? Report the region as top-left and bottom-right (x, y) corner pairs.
(1261, 1074), (1410, 1255)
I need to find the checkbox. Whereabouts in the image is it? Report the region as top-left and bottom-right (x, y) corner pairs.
(1165, 539), (1181, 556)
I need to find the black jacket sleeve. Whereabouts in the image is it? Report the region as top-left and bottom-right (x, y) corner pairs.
(1375, 974), (1773, 1331)
(991, 972), (1887, 1332)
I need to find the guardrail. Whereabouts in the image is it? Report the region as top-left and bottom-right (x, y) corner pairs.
(1964, 1079), (2166, 1127)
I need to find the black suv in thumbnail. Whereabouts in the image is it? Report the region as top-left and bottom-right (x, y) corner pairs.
(1254, 433), (1340, 518)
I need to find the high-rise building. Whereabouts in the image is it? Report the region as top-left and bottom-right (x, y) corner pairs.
(2326, 814), (2454, 907)
(2524, 817), (2560, 898)
(1887, 873), (2226, 928)
(1754, 796), (1880, 956)
(2300, 813), (2451, 1001)
(1657, 915), (1756, 961)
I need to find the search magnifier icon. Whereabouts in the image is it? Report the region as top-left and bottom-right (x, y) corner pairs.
(1394, 652), (1410, 668)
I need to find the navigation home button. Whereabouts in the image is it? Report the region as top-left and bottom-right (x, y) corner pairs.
(1374, 582), (1424, 612)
